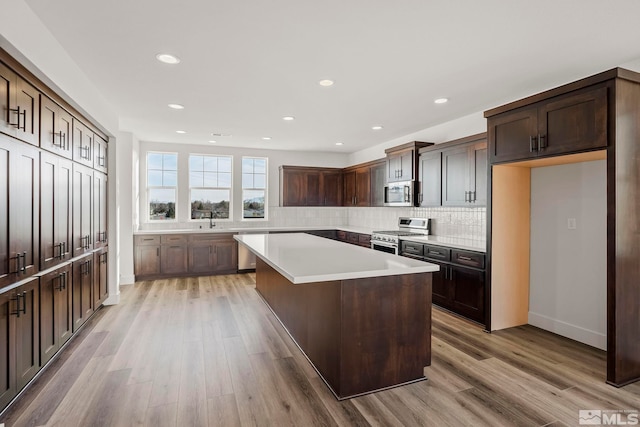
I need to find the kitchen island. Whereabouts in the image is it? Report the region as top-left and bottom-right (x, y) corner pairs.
(234, 232), (439, 399)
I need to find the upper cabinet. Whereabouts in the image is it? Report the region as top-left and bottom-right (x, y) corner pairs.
(93, 134), (108, 173)
(343, 166), (370, 207)
(418, 134), (488, 207)
(72, 120), (94, 168)
(487, 84), (608, 164)
(385, 141), (433, 183)
(370, 160), (386, 207)
(0, 62), (39, 146)
(40, 95), (73, 159)
(279, 166), (343, 207)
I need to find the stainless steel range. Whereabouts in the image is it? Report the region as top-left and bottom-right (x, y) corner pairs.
(371, 217), (431, 254)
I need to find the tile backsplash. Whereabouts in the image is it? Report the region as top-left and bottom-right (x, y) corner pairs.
(139, 206), (485, 240)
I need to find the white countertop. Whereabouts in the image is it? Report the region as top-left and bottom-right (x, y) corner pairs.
(400, 235), (486, 253)
(134, 225), (376, 235)
(234, 233), (439, 284)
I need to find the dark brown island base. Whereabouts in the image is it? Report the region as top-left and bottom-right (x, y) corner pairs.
(236, 232), (437, 399)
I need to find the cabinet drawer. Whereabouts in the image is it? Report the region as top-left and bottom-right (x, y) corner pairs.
(337, 230), (347, 241)
(358, 234), (371, 246)
(401, 241), (424, 257)
(423, 245), (451, 261)
(451, 249), (485, 269)
(188, 233), (234, 243)
(161, 234), (187, 245)
(135, 235), (160, 246)
(347, 232), (359, 244)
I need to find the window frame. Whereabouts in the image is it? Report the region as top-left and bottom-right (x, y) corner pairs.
(241, 156), (268, 221)
(188, 153), (234, 222)
(146, 151), (178, 222)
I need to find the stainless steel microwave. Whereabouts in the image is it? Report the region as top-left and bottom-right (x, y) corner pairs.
(384, 181), (415, 206)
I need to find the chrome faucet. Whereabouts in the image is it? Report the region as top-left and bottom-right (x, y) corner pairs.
(209, 212), (216, 229)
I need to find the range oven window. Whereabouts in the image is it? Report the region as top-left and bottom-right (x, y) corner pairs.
(371, 241), (398, 255)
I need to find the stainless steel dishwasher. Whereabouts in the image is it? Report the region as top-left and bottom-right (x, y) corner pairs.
(237, 231), (266, 271)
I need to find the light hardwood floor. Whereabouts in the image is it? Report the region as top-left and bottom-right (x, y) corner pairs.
(1, 274), (639, 426)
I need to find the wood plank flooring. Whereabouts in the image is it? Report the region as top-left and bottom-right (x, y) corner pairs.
(1, 274), (639, 426)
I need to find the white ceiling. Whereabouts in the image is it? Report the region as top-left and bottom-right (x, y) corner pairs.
(24, 0), (640, 153)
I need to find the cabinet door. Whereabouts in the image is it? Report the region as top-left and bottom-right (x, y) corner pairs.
(93, 135), (108, 173)
(0, 140), (11, 287)
(15, 278), (40, 389)
(418, 151), (442, 207)
(72, 256), (93, 331)
(370, 162), (386, 207)
(488, 106), (538, 164)
(188, 243), (214, 274)
(442, 145), (469, 206)
(386, 154), (401, 182)
(428, 261), (451, 309)
(450, 265), (485, 323)
(14, 78), (39, 147)
(398, 150), (414, 181)
(57, 265), (73, 347)
(72, 164), (93, 256)
(134, 245), (160, 276)
(40, 266), (71, 365)
(94, 249), (108, 308)
(161, 245), (188, 275)
(72, 120), (93, 168)
(40, 154), (73, 270)
(305, 170), (322, 206)
(10, 143), (40, 278)
(0, 290), (17, 409)
(342, 170), (356, 206)
(40, 96), (72, 158)
(213, 240), (237, 272)
(354, 167), (370, 206)
(0, 63), (15, 138)
(468, 142), (487, 206)
(538, 85), (608, 156)
(93, 171), (107, 249)
(321, 170), (342, 206)
(280, 169), (305, 206)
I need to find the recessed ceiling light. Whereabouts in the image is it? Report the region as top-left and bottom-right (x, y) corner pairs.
(156, 53), (181, 64)
(176, 130), (186, 134)
(319, 79), (334, 87)
(372, 125), (384, 130)
(282, 116), (295, 121)
(262, 137), (272, 141)
(168, 103), (184, 110)
(211, 133), (232, 137)
(208, 140), (216, 143)
(335, 142), (344, 146)
(434, 98), (449, 104)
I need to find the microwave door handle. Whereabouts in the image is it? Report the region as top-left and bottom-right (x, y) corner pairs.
(405, 185), (410, 203)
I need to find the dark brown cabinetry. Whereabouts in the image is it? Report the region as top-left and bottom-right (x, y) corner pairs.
(72, 164), (93, 256)
(40, 153), (73, 270)
(385, 141), (433, 183)
(160, 235), (188, 276)
(343, 166), (370, 206)
(418, 134), (487, 207)
(400, 241), (485, 323)
(93, 171), (108, 249)
(134, 235), (160, 277)
(0, 138), (40, 288)
(40, 95), (73, 159)
(0, 62), (39, 146)
(370, 160), (386, 207)
(0, 277), (40, 410)
(72, 254), (94, 331)
(336, 230), (371, 248)
(39, 263), (72, 366)
(93, 134), (108, 173)
(94, 248), (108, 308)
(279, 166), (343, 206)
(488, 84), (608, 164)
(187, 234), (238, 274)
(72, 120), (94, 168)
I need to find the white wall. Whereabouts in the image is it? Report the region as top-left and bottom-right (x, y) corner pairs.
(348, 112), (486, 165)
(138, 141), (349, 229)
(528, 160), (607, 350)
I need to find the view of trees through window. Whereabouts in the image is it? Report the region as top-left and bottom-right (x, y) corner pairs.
(148, 152), (177, 220)
(242, 157), (267, 219)
(189, 155), (232, 219)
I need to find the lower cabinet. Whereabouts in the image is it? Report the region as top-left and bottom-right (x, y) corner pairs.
(400, 241), (485, 324)
(0, 277), (40, 409)
(72, 254), (94, 332)
(134, 233), (238, 279)
(336, 231), (371, 248)
(94, 248), (108, 308)
(40, 264), (72, 366)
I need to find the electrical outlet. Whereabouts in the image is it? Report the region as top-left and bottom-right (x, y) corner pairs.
(567, 218), (577, 229)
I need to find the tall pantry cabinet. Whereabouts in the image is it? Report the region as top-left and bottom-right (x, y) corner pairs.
(0, 48), (110, 414)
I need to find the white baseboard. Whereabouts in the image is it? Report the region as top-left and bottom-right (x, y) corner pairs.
(103, 293), (120, 306)
(528, 311), (606, 351)
(120, 274), (136, 285)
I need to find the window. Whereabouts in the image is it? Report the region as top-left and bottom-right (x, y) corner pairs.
(147, 152), (177, 221)
(242, 157), (267, 219)
(189, 155), (232, 220)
